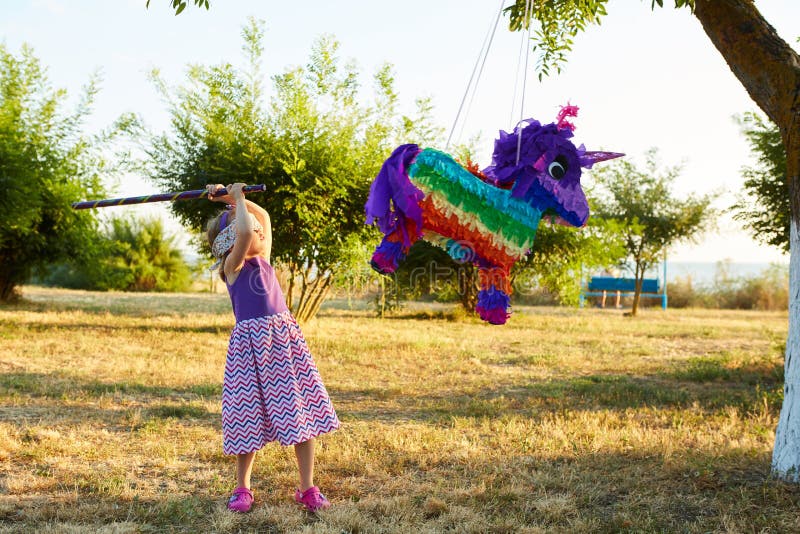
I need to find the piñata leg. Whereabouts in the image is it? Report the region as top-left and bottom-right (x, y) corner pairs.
(476, 265), (512, 325)
(370, 233), (405, 274)
(370, 219), (421, 275)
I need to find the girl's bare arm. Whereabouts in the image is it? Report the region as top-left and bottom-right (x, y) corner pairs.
(223, 184), (255, 280)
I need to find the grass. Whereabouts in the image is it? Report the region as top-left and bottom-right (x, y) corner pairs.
(0, 285), (796, 532)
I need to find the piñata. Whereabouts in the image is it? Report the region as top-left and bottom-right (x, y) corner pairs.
(365, 105), (623, 324)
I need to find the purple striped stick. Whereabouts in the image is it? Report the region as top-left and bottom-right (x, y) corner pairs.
(71, 184), (267, 210)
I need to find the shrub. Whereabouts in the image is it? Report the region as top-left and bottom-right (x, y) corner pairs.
(667, 263), (788, 310)
(41, 215), (191, 292)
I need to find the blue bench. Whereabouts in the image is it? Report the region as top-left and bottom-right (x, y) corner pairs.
(579, 276), (667, 310)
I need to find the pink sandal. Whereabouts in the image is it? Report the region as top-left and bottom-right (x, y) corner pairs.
(294, 486), (330, 512)
(227, 487), (254, 513)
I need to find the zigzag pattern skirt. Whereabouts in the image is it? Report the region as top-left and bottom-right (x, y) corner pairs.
(221, 311), (340, 454)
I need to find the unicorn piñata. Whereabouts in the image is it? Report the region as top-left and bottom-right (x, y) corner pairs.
(364, 105), (623, 324)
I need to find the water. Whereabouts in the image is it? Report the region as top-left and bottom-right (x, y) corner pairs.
(654, 261), (787, 287)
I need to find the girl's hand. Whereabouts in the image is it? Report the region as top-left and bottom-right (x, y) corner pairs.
(206, 184), (233, 203)
(228, 183), (247, 199)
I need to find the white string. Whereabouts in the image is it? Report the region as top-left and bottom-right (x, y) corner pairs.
(445, 0), (506, 151)
(508, 20), (527, 128)
(457, 0), (506, 145)
(515, 0), (534, 165)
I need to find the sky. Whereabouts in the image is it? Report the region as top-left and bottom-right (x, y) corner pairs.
(1, 0), (798, 265)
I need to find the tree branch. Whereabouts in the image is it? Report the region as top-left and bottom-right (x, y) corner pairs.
(693, 0), (800, 131)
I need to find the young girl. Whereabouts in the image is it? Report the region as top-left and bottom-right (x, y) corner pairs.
(205, 183), (340, 513)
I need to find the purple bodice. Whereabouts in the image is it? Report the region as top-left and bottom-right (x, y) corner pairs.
(226, 256), (289, 322)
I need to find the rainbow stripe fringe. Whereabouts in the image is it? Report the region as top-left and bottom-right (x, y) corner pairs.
(366, 147), (546, 324)
(409, 149), (542, 263)
(407, 149), (543, 324)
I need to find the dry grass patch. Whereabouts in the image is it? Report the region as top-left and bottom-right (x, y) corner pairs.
(0, 287), (797, 532)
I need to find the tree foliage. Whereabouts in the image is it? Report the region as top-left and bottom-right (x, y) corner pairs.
(145, 18), (440, 322)
(44, 215), (191, 292)
(506, 0), (693, 79)
(731, 112), (788, 252)
(0, 44), (109, 302)
(517, 213), (626, 306)
(505, 0), (608, 80)
(146, 0), (209, 16)
(101, 216), (191, 291)
(591, 149), (716, 315)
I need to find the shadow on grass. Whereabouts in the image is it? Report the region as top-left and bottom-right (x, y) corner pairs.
(2, 360), (784, 425)
(317, 308), (473, 322)
(3, 445), (799, 532)
(0, 353), (784, 434)
(665, 354), (784, 384)
(1, 318), (232, 335)
(334, 363), (784, 423)
(4, 291), (231, 318)
(0, 371), (220, 401)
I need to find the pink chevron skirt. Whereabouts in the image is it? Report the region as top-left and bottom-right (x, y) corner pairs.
(221, 311), (339, 454)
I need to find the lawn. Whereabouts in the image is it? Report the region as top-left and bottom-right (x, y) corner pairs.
(0, 286), (796, 533)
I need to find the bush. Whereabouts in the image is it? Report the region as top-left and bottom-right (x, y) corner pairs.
(666, 275), (721, 309)
(726, 264), (788, 310)
(667, 263), (788, 311)
(41, 215), (191, 292)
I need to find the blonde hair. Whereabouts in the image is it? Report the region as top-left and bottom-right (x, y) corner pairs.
(206, 211), (230, 281)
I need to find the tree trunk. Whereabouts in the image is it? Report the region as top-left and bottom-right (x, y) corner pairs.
(0, 268), (22, 303)
(379, 276), (386, 318)
(284, 262), (296, 310)
(458, 264), (479, 315)
(774, 218), (800, 480)
(0, 279), (19, 303)
(301, 273), (332, 323)
(774, 123), (800, 480)
(631, 264), (643, 316)
(293, 271), (332, 324)
(693, 0), (800, 480)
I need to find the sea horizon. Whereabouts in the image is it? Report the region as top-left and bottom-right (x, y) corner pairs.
(648, 260), (788, 286)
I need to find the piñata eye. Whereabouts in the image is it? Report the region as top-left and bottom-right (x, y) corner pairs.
(548, 156), (568, 180)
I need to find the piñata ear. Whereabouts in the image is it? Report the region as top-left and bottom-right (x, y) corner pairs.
(580, 151), (625, 169)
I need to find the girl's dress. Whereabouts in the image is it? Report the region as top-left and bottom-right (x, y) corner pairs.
(222, 255), (339, 454)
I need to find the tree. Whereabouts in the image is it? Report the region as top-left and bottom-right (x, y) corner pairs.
(731, 112), (788, 252)
(0, 44), (109, 302)
(591, 150), (715, 316)
(518, 214), (626, 306)
(100, 216), (191, 291)
(44, 215), (191, 292)
(508, 0), (800, 483)
(146, 19), (439, 322)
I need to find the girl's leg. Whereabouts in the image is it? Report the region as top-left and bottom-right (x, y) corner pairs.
(293, 439), (331, 511)
(294, 439), (315, 491)
(236, 451), (257, 488)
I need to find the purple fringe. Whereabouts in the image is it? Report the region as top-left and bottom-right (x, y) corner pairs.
(476, 288), (511, 325)
(364, 144), (424, 247)
(370, 240), (405, 274)
(482, 121), (573, 186)
(482, 120), (589, 227)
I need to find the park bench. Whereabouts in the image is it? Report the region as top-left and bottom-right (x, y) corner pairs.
(579, 276), (668, 310)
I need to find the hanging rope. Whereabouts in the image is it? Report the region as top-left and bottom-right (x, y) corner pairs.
(445, 0), (506, 151)
(508, 16), (528, 129)
(515, 0), (534, 165)
(457, 0), (508, 145)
